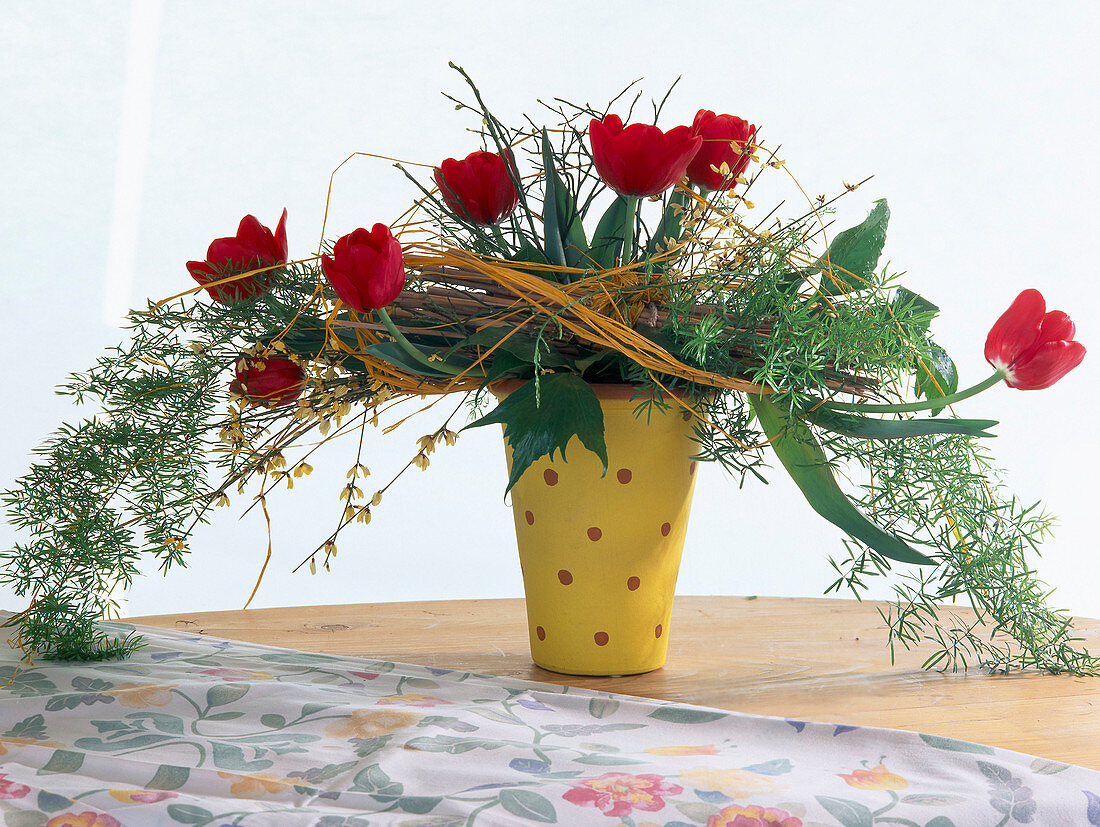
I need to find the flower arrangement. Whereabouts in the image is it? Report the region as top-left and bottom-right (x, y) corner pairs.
(1, 67), (1089, 672)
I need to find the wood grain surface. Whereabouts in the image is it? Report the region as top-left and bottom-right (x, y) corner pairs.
(128, 596), (1100, 770)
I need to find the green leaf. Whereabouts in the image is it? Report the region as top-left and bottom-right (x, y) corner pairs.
(915, 342), (959, 416)
(814, 199), (889, 295)
(815, 796), (874, 827)
(166, 804), (214, 824)
(260, 713), (287, 729)
(483, 350), (536, 383)
(204, 711), (244, 722)
(1030, 758), (1071, 775)
(918, 733), (996, 754)
(398, 796), (443, 814)
(403, 735), (507, 754)
(647, 706), (728, 724)
(148, 764), (191, 791)
(465, 374), (607, 493)
(206, 684), (248, 708)
(803, 408), (996, 440)
(589, 195), (628, 269)
(893, 287), (940, 331)
(472, 708), (526, 726)
(499, 788), (558, 823)
(36, 792), (73, 812)
(40, 749), (85, 774)
(211, 742), (274, 772)
(750, 395), (933, 565)
(5, 714), (47, 740)
(588, 697), (619, 719)
(901, 794), (967, 806)
(540, 129), (567, 268)
(573, 753), (647, 765)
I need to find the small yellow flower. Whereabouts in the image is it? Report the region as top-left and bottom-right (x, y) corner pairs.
(216, 771), (292, 799)
(325, 708), (421, 738)
(678, 766), (780, 798)
(838, 764), (908, 791)
(371, 491), (383, 506)
(294, 462), (313, 477)
(413, 452), (430, 471)
(644, 744), (720, 756)
(108, 682), (175, 709)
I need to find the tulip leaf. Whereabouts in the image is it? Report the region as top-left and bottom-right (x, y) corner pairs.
(915, 342), (958, 416)
(465, 374), (607, 493)
(447, 328), (568, 368)
(589, 195), (628, 270)
(550, 165), (588, 271)
(749, 394), (933, 565)
(803, 407), (997, 440)
(510, 238), (551, 266)
(362, 342), (460, 380)
(540, 128), (568, 269)
(813, 199), (890, 296)
(645, 188), (690, 263)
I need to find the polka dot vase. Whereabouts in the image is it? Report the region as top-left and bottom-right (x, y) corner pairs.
(496, 383), (699, 676)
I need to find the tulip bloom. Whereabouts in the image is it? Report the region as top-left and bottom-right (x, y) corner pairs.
(321, 224), (406, 312)
(434, 150), (519, 225)
(230, 356), (305, 407)
(588, 115), (701, 198)
(187, 209), (288, 303)
(686, 109), (757, 192)
(985, 289), (1085, 390)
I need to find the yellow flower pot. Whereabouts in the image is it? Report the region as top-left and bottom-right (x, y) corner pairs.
(494, 383), (699, 676)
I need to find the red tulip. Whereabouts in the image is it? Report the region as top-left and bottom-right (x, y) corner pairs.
(433, 150), (519, 225)
(186, 209), (288, 303)
(321, 224), (406, 312)
(686, 109), (757, 192)
(984, 289), (1085, 390)
(588, 115), (701, 198)
(230, 356), (305, 407)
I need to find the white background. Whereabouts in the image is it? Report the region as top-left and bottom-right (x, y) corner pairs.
(2, 1), (1098, 621)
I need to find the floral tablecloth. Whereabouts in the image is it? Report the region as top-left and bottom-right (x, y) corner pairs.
(1, 613), (1098, 826)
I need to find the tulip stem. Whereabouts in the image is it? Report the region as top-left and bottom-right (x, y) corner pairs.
(620, 196), (640, 265)
(821, 371), (1004, 414)
(376, 307), (467, 377)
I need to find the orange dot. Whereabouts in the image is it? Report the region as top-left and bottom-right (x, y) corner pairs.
(655, 624), (663, 639)
(543, 469), (558, 486)
(587, 527), (602, 542)
(627, 576), (641, 591)
(689, 460), (697, 475)
(536, 626), (546, 641)
(557, 569), (574, 585)
(660, 522), (671, 536)
(594, 631), (609, 646)
(616, 468), (632, 484)
(524, 510), (535, 525)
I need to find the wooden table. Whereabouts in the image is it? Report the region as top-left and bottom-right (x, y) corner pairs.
(128, 595), (1100, 771)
